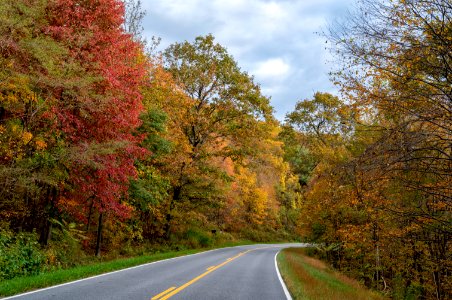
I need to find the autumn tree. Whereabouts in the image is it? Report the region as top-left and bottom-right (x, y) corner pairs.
(286, 92), (352, 145)
(46, 0), (148, 255)
(0, 0), (148, 258)
(158, 35), (274, 238)
(320, 0), (452, 297)
(284, 92), (353, 182)
(222, 121), (289, 237)
(0, 0), (83, 243)
(283, 92), (355, 262)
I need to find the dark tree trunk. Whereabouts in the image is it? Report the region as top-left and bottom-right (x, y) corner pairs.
(39, 219), (52, 246)
(164, 186), (181, 240)
(164, 211), (172, 241)
(39, 186), (57, 246)
(86, 197), (94, 232)
(95, 212), (103, 257)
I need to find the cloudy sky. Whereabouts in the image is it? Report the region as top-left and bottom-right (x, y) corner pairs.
(141, 0), (355, 120)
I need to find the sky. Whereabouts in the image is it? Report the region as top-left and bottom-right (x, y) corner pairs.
(141, 0), (355, 120)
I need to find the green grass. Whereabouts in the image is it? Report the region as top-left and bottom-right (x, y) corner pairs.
(277, 248), (385, 300)
(0, 241), (255, 297)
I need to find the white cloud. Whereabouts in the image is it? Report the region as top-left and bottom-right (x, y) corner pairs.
(253, 58), (290, 80)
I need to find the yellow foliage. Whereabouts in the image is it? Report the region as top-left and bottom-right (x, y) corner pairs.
(22, 131), (33, 144)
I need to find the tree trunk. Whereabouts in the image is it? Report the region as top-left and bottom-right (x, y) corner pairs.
(86, 197), (94, 232)
(39, 219), (52, 246)
(39, 186), (57, 246)
(164, 186), (181, 240)
(164, 211), (172, 241)
(95, 212), (103, 257)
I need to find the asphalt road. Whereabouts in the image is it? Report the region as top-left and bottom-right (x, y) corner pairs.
(5, 243), (306, 300)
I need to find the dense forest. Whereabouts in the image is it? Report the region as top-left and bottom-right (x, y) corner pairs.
(0, 0), (450, 299)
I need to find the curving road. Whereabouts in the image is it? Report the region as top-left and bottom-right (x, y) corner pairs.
(4, 243), (305, 300)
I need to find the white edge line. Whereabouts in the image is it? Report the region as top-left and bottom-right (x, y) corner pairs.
(2, 245), (252, 300)
(275, 250), (293, 300)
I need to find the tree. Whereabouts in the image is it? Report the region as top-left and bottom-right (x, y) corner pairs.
(0, 0), (82, 243)
(0, 0), (149, 256)
(325, 0), (451, 297)
(284, 92), (353, 183)
(286, 92), (351, 145)
(159, 34), (274, 238)
(46, 0), (149, 255)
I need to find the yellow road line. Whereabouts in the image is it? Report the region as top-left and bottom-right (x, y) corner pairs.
(151, 286), (176, 300)
(151, 247), (271, 300)
(157, 251), (249, 300)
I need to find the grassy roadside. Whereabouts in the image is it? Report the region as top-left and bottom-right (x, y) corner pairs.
(0, 241), (254, 297)
(277, 248), (385, 300)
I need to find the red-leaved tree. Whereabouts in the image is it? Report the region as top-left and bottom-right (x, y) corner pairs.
(44, 0), (148, 252)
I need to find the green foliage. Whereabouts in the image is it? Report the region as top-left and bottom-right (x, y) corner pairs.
(211, 230), (235, 245)
(286, 92), (352, 144)
(45, 219), (89, 268)
(138, 109), (172, 156)
(0, 227), (46, 280)
(129, 164), (170, 210)
(239, 227), (292, 243)
(391, 275), (426, 300)
(164, 34), (272, 119)
(183, 228), (213, 248)
(311, 223), (327, 241)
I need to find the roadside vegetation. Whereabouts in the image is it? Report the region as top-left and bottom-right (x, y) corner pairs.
(278, 248), (385, 300)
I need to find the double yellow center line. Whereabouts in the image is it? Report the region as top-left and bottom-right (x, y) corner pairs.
(151, 249), (253, 300)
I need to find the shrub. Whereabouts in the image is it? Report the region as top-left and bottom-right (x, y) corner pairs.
(0, 228), (46, 280)
(183, 229), (212, 248)
(211, 230), (234, 245)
